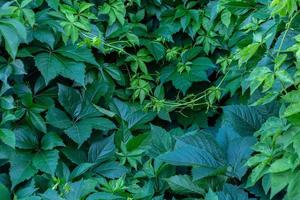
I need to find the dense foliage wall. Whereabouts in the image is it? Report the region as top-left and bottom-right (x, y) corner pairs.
(0, 0), (300, 199)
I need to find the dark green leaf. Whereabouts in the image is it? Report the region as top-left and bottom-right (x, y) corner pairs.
(33, 150), (59, 176)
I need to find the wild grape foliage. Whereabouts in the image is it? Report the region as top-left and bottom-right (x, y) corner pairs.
(0, 0), (300, 199)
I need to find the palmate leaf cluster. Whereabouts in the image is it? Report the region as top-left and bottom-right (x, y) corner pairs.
(0, 0), (300, 199)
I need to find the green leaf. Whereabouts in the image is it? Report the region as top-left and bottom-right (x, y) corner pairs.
(158, 131), (225, 168)
(210, 184), (250, 200)
(15, 126), (39, 150)
(61, 147), (87, 165)
(270, 171), (290, 198)
(35, 53), (86, 85)
(164, 57), (215, 94)
(94, 161), (128, 179)
(148, 125), (173, 157)
(285, 172), (300, 200)
(64, 117), (115, 146)
(26, 111), (47, 133)
(93, 104), (116, 118)
(0, 96), (14, 110)
(246, 66), (272, 94)
(46, 107), (73, 129)
(283, 103), (300, 117)
(221, 10), (231, 27)
(46, 0), (59, 10)
(10, 152), (37, 188)
(64, 179), (97, 200)
(41, 189), (64, 200)
(226, 136), (256, 179)
(55, 45), (98, 66)
(58, 84), (82, 118)
(23, 8), (35, 27)
(268, 157), (292, 173)
(33, 29), (55, 48)
(87, 117), (116, 131)
(171, 72), (192, 94)
(41, 132), (65, 150)
(191, 57), (216, 71)
(0, 128), (15, 148)
(0, 19), (27, 58)
(177, 130), (225, 160)
(99, 0), (125, 25)
(110, 98), (155, 129)
(88, 134), (115, 163)
(0, 23), (21, 58)
(246, 162), (268, 187)
(33, 150), (59, 176)
(222, 105), (268, 136)
(70, 163), (95, 179)
(86, 192), (125, 200)
(293, 133), (300, 157)
(205, 189), (218, 200)
(282, 89), (300, 103)
(275, 70), (294, 85)
(64, 120), (93, 146)
(0, 183), (10, 200)
(144, 41), (165, 61)
(237, 43), (260, 66)
(166, 175), (204, 195)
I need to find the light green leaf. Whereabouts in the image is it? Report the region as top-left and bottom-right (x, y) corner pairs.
(238, 42), (260, 66)
(275, 70), (294, 85)
(247, 67), (272, 94)
(99, 0), (125, 25)
(246, 162), (268, 187)
(283, 103), (300, 117)
(270, 171), (290, 198)
(285, 172), (300, 200)
(23, 8), (35, 27)
(268, 157), (292, 173)
(282, 89), (300, 103)
(221, 10), (231, 27)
